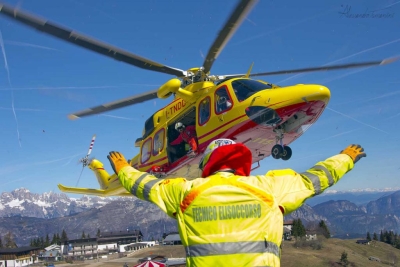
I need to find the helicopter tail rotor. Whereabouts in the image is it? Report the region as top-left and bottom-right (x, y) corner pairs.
(75, 134), (97, 187)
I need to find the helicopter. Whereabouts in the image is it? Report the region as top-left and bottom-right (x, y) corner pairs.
(0, 0), (397, 197)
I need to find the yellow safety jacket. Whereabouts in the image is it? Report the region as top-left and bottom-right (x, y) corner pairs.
(118, 154), (354, 267)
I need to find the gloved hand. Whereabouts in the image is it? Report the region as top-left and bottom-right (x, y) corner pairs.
(340, 144), (366, 163)
(107, 151), (130, 175)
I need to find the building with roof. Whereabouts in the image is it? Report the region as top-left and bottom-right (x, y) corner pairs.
(123, 241), (156, 253)
(0, 246), (40, 267)
(306, 230), (318, 241)
(60, 229), (143, 259)
(38, 244), (62, 262)
(162, 233), (181, 245)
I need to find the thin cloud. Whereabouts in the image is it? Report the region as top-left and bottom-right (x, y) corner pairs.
(245, 17), (257, 26)
(0, 30), (21, 147)
(0, 84), (158, 91)
(0, 106), (44, 111)
(1, 177), (28, 186)
(99, 114), (137, 120)
(0, 152), (83, 176)
(315, 66), (373, 84)
(371, 1), (400, 12)
(232, 9), (331, 46)
(4, 40), (60, 51)
(288, 153), (325, 162)
(384, 112), (400, 121)
(309, 129), (359, 144)
(346, 90), (400, 106)
(276, 38), (400, 84)
(327, 107), (390, 135)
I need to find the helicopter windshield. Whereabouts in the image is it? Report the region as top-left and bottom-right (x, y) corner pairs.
(231, 79), (272, 102)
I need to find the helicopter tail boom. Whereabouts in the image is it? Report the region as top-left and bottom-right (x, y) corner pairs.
(57, 184), (132, 197)
(58, 159), (134, 197)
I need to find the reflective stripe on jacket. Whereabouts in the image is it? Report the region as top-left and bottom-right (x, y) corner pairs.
(118, 153), (354, 267)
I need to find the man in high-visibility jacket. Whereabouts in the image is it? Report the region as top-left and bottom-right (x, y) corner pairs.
(107, 139), (366, 267)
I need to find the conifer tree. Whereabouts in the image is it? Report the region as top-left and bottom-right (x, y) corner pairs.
(81, 231), (86, 239)
(97, 229), (101, 237)
(373, 232), (378, 241)
(366, 232), (371, 241)
(298, 219), (306, 238)
(51, 234), (57, 244)
(61, 229), (68, 242)
(340, 251), (349, 266)
(390, 231), (395, 245)
(292, 219), (306, 239)
(319, 220), (330, 238)
(45, 234), (50, 247)
(40, 237), (44, 249)
(0, 235), (3, 248)
(56, 233), (60, 244)
(292, 219), (299, 238)
(4, 232), (17, 248)
(380, 230), (384, 242)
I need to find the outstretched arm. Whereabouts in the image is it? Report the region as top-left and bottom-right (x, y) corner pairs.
(170, 134), (183, 145)
(270, 144), (366, 215)
(107, 151), (187, 218)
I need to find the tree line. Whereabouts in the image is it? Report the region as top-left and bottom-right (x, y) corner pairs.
(366, 230), (400, 249)
(1, 228), (103, 250)
(291, 219), (330, 239)
(0, 232), (18, 248)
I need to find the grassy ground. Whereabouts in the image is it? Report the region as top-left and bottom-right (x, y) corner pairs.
(281, 238), (400, 267)
(53, 238), (400, 266)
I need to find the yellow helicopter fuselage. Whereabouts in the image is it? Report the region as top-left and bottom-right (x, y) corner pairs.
(130, 77), (330, 179)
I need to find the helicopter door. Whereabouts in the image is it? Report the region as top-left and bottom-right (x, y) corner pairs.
(215, 85), (234, 116)
(166, 107), (198, 163)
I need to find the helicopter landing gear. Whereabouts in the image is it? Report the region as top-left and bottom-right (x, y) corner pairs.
(281, 146), (292, 160)
(271, 144), (292, 160)
(271, 144), (283, 159)
(271, 128), (292, 160)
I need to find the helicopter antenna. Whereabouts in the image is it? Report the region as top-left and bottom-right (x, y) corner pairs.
(76, 134), (96, 187)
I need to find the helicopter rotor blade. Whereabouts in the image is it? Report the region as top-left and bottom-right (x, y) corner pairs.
(0, 3), (186, 77)
(202, 0), (258, 74)
(68, 89), (159, 119)
(221, 57), (399, 79)
(86, 134), (96, 156)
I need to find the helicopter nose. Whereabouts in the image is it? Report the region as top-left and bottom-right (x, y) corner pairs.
(295, 84), (331, 104)
(300, 84), (331, 104)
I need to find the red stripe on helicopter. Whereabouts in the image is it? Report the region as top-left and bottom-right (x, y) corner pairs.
(137, 115), (248, 169)
(198, 114), (247, 140)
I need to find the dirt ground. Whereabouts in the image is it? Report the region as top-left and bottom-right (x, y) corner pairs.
(54, 245), (186, 267)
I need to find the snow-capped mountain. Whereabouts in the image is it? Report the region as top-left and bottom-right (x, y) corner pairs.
(324, 187), (400, 194)
(0, 188), (114, 218)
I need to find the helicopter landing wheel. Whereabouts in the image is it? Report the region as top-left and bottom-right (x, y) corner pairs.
(281, 146), (292, 161)
(271, 144), (283, 159)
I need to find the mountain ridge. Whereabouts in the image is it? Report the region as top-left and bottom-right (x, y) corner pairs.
(2, 187), (400, 246)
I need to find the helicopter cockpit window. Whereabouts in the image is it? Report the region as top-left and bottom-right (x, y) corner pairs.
(231, 79), (273, 102)
(141, 138), (152, 163)
(143, 114), (155, 139)
(198, 97), (211, 125)
(215, 86), (233, 114)
(153, 129), (165, 156)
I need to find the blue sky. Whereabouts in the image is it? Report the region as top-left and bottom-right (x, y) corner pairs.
(0, 0), (399, 196)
